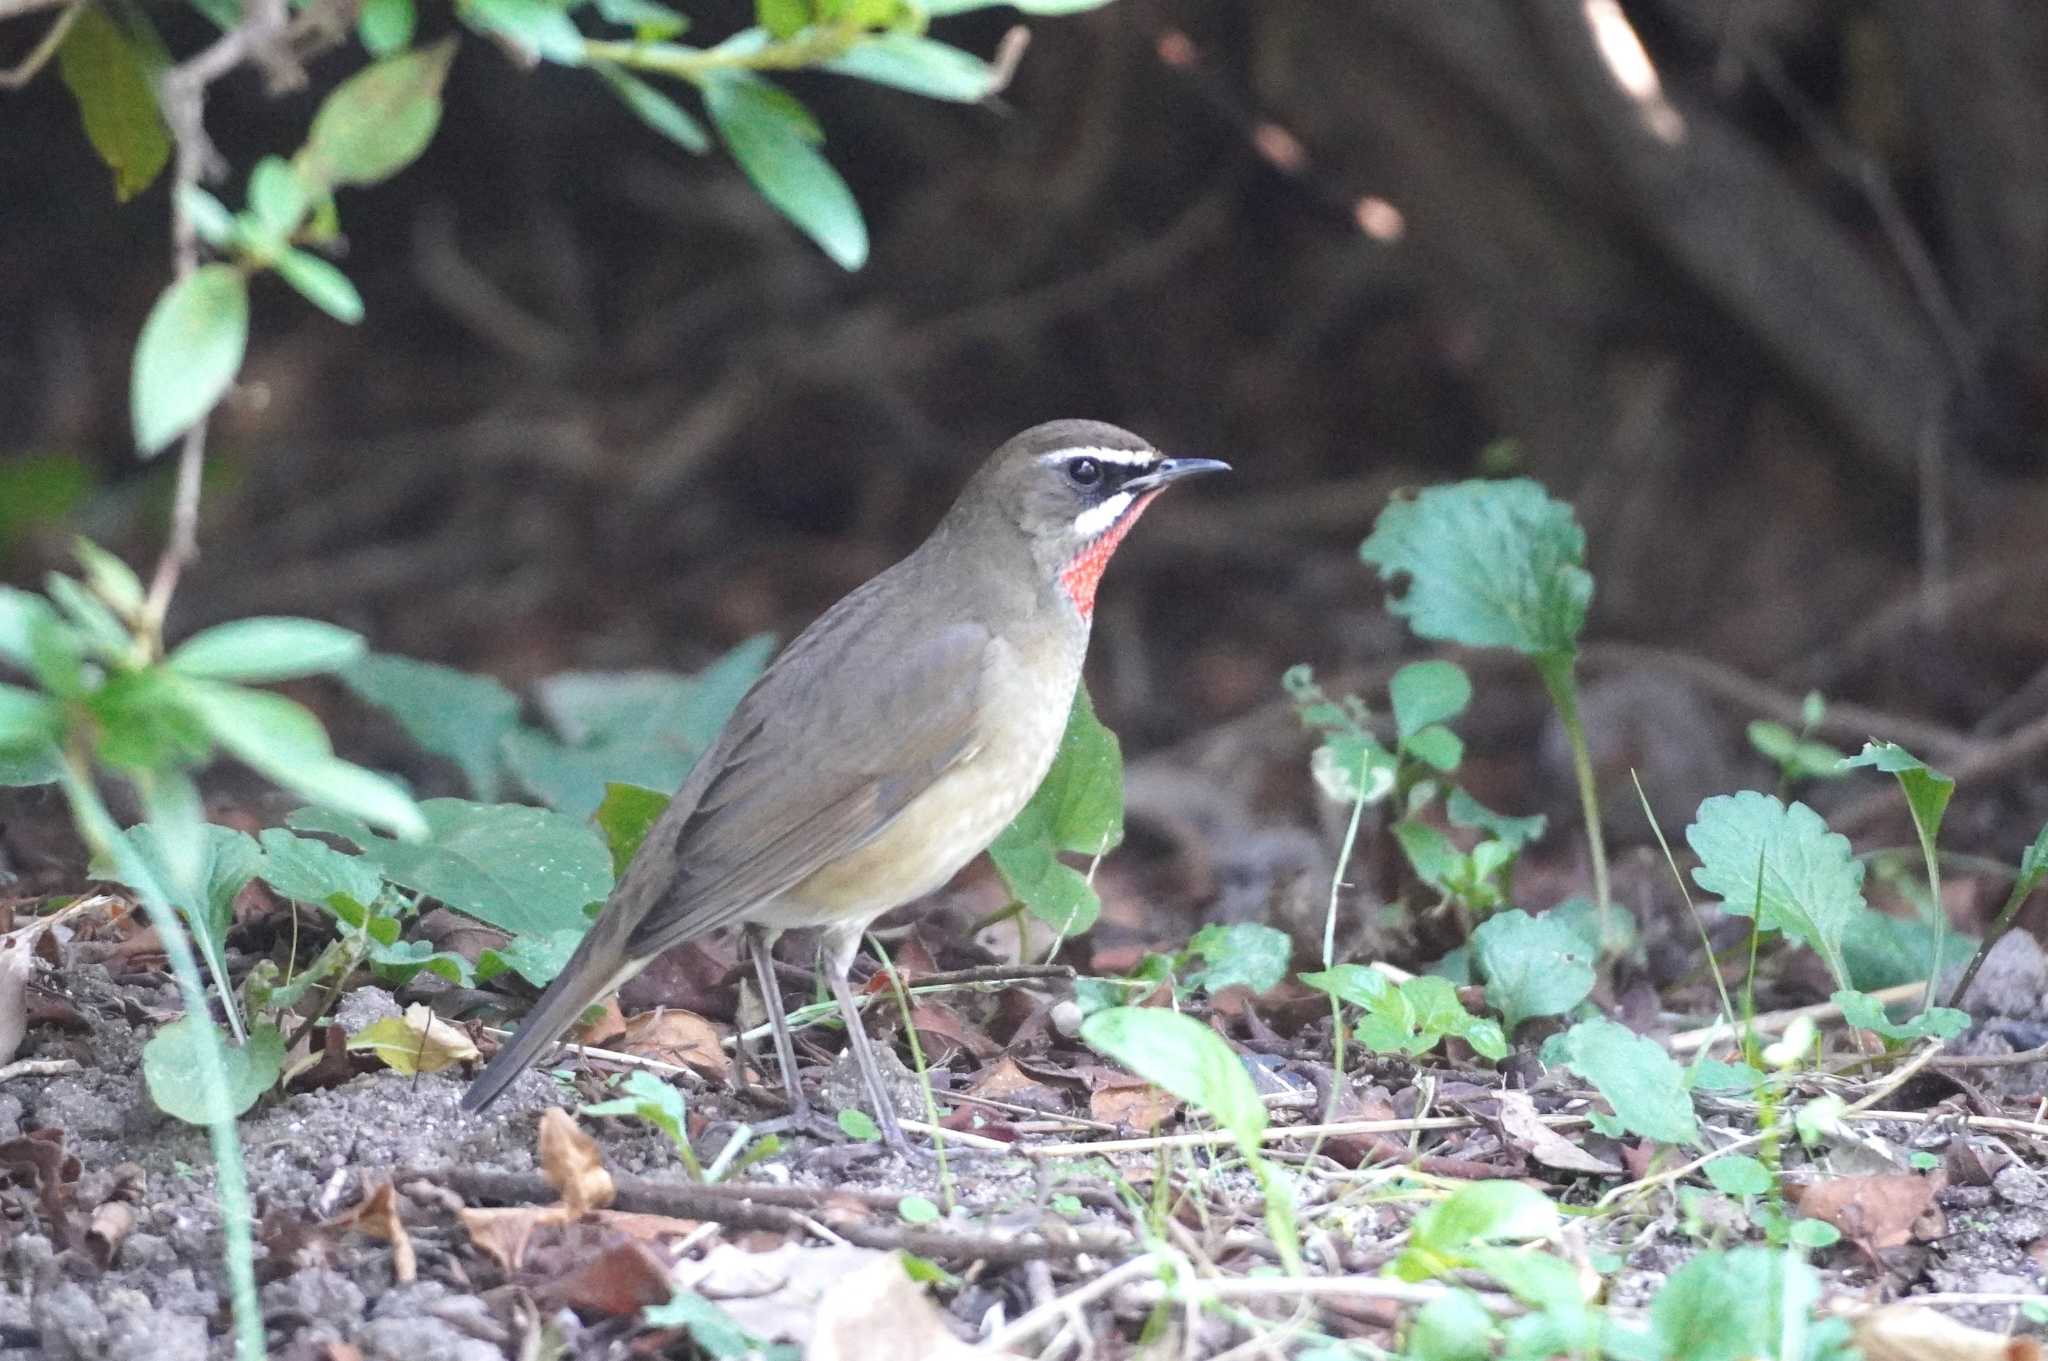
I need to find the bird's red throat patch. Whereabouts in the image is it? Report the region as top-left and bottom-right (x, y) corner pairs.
(1059, 491), (1161, 621)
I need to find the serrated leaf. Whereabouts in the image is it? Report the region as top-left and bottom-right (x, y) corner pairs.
(298, 40), (456, 188)
(1079, 1006), (1264, 1150)
(1472, 909), (1594, 1034)
(131, 264), (250, 456)
(1687, 792), (1862, 989)
(1038, 684), (1123, 855)
(1359, 479), (1591, 658)
(597, 65), (710, 153)
(291, 798), (611, 939)
(274, 250), (365, 323)
(168, 616), (366, 682)
(703, 73), (867, 269)
(1702, 1154), (1773, 1196)
(1548, 1017), (1699, 1146)
(824, 33), (998, 101)
(57, 6), (171, 202)
(143, 1017), (283, 1124)
(988, 801), (1098, 935)
(342, 652), (520, 801)
(357, 0), (416, 55)
(1840, 740), (1954, 848)
(1183, 922), (1290, 995)
(1390, 659), (1472, 740)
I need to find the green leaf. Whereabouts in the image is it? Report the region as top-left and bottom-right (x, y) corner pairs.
(1546, 1017), (1699, 1146)
(1840, 740), (1954, 850)
(257, 826), (385, 913)
(96, 822), (261, 1020)
(1687, 792), (1862, 990)
(922, 0), (1113, 12)
(1686, 1058), (1763, 1095)
(1183, 923), (1291, 995)
(703, 73), (867, 270)
(1405, 1288), (1496, 1361)
(342, 653), (520, 801)
(0, 588), (64, 673)
(1343, 973), (1505, 1061)
(177, 679), (427, 838)
(1037, 685), (1124, 855)
(2020, 822), (2048, 895)
(897, 1194), (940, 1224)
(168, 616), (366, 682)
(462, 0), (587, 62)
(1648, 1248), (1827, 1361)
(143, 1017), (283, 1124)
(1402, 725), (1463, 773)
(1471, 909), (1594, 1034)
(594, 781), (669, 877)
(987, 806), (1098, 934)
(1079, 1006), (1264, 1151)
(1702, 1154), (1773, 1197)
(1832, 989), (1970, 1043)
(0, 456), (94, 559)
(583, 1070), (691, 1152)
(131, 264), (250, 457)
(1404, 1180), (1559, 1265)
(1297, 963), (1394, 1010)
(57, 6), (171, 202)
(837, 1108), (882, 1141)
(592, 0), (687, 38)
(298, 40), (457, 189)
(82, 670), (212, 771)
(246, 156), (313, 239)
(756, 0), (809, 37)
(1840, 911), (1975, 991)
(642, 1289), (762, 1359)
(1445, 787), (1546, 850)
(0, 741), (63, 788)
(824, 34), (999, 101)
(357, 0), (417, 55)
(0, 683), (60, 753)
(1359, 479), (1591, 658)
(72, 539), (145, 618)
(45, 572), (129, 656)
(1390, 659), (1472, 740)
(597, 65), (711, 153)
(290, 798), (612, 939)
(1746, 720), (1848, 782)
(478, 926), (584, 987)
(177, 185), (241, 249)
(274, 250), (365, 324)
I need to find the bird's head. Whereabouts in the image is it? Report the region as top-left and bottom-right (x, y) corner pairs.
(957, 420), (1230, 620)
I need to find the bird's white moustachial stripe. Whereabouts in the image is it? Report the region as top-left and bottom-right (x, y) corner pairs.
(1071, 490), (1135, 539)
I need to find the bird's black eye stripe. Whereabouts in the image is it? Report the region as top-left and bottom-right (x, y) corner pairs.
(1065, 456), (1103, 487)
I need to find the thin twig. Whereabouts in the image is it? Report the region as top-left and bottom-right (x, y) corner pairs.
(0, 2), (78, 89)
(1930, 1043), (2048, 1071)
(983, 1254), (1167, 1350)
(1019, 1113), (1587, 1160)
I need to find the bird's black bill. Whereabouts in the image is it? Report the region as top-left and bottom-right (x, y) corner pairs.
(1124, 457), (1231, 493)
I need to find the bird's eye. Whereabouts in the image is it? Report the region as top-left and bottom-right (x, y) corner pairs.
(1065, 457), (1103, 488)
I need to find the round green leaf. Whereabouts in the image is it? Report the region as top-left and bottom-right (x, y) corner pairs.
(143, 1016), (283, 1124)
(168, 616), (367, 682)
(131, 264), (250, 457)
(1079, 1006), (1264, 1150)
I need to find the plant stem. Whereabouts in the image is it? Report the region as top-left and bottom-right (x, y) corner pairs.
(59, 756), (265, 1361)
(1948, 874), (2040, 1011)
(583, 23), (863, 82)
(868, 934), (953, 1211)
(1911, 818), (1944, 1018)
(1536, 653), (1611, 945)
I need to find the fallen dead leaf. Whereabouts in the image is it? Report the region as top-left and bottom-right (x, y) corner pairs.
(905, 1002), (998, 1066)
(575, 995), (628, 1048)
(807, 1253), (1021, 1361)
(0, 898), (107, 1065)
(540, 1108), (615, 1216)
(460, 1206), (550, 1274)
(0, 1129), (80, 1245)
(962, 1056), (1061, 1108)
(617, 1007), (730, 1078)
(1790, 1172), (1942, 1252)
(673, 1242), (890, 1346)
(1494, 1091), (1620, 1176)
(544, 1237), (675, 1317)
(1090, 1081), (1181, 1132)
(346, 1003), (480, 1075)
(1851, 1304), (2043, 1361)
(332, 1180), (416, 1283)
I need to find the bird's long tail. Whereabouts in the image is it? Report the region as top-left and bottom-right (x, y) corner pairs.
(459, 927), (637, 1113)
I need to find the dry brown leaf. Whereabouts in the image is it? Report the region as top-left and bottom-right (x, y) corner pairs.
(1790, 1172), (1940, 1251)
(333, 1180), (416, 1283)
(545, 1237), (676, 1317)
(1090, 1081), (1181, 1131)
(460, 1205), (554, 1274)
(540, 1108), (615, 1216)
(575, 995), (628, 1048)
(807, 1253), (1021, 1361)
(905, 1002), (998, 1065)
(1851, 1304), (2043, 1361)
(1495, 1091), (1620, 1175)
(84, 1199), (134, 1268)
(617, 1007), (730, 1078)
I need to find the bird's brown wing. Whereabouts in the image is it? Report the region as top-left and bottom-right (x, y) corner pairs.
(615, 617), (994, 956)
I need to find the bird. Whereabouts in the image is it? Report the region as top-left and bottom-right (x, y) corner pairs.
(460, 420), (1229, 1149)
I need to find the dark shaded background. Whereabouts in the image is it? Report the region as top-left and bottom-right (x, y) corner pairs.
(5, 0), (2048, 868)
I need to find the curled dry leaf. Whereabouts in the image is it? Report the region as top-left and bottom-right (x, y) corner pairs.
(0, 897), (106, 1064)
(617, 1007), (729, 1079)
(809, 1253), (1022, 1361)
(544, 1237), (675, 1317)
(1493, 1090), (1620, 1175)
(332, 1180), (416, 1283)
(1850, 1304), (2043, 1361)
(1790, 1172), (1942, 1252)
(540, 1107), (615, 1216)
(573, 995), (627, 1048)
(346, 1003), (480, 1075)
(1089, 1080), (1182, 1132)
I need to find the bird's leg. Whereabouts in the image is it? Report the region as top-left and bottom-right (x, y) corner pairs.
(741, 925), (813, 1122)
(821, 925), (916, 1156)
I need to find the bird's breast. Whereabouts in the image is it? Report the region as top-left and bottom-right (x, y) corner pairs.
(767, 630), (1083, 925)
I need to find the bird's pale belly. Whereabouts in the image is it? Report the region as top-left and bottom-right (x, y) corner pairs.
(758, 668), (1077, 929)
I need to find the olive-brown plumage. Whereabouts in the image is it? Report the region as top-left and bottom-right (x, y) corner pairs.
(461, 421), (1227, 1145)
